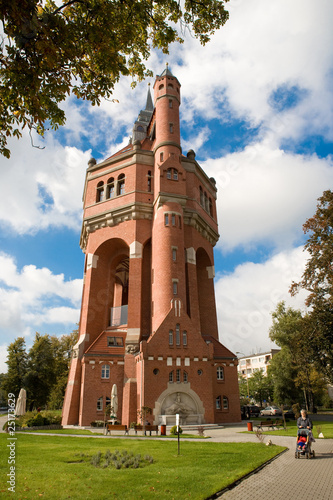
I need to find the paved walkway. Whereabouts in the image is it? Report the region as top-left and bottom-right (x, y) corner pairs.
(1, 416), (333, 499)
(206, 425), (333, 499)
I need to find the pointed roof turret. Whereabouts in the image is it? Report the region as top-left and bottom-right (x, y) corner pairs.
(160, 62), (174, 77)
(131, 84), (154, 143)
(145, 84), (153, 111)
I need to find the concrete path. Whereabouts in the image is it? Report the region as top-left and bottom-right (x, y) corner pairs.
(1, 416), (333, 499)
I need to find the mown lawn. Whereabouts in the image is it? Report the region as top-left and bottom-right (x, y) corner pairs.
(0, 434), (285, 499)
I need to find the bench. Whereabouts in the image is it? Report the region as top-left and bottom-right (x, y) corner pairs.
(256, 420), (283, 431)
(134, 424), (159, 436)
(106, 424), (128, 435)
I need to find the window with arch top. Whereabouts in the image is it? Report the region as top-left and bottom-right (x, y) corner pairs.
(106, 177), (114, 199)
(117, 173), (125, 195)
(96, 181), (104, 202)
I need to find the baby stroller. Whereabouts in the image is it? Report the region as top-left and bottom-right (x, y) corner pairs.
(295, 429), (315, 459)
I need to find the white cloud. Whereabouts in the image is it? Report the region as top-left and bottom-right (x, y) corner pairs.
(202, 143), (333, 251)
(0, 253), (82, 372)
(0, 131), (90, 234)
(216, 245), (309, 355)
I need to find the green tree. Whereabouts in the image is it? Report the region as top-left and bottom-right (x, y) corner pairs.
(47, 329), (78, 409)
(1, 337), (28, 398)
(247, 370), (273, 407)
(268, 350), (299, 406)
(290, 190), (333, 383)
(0, 0), (229, 158)
(25, 333), (55, 408)
(269, 302), (327, 411)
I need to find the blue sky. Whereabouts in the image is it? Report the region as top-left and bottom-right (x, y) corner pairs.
(1, 0), (333, 371)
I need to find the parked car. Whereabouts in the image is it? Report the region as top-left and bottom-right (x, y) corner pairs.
(283, 408), (295, 419)
(241, 405), (261, 419)
(260, 406), (283, 416)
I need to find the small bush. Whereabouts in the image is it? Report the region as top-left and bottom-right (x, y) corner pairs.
(87, 449), (154, 469)
(170, 425), (182, 435)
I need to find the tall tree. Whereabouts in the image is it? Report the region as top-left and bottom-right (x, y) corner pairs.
(0, 0), (229, 158)
(1, 337), (28, 398)
(25, 332), (56, 408)
(247, 370), (273, 408)
(290, 190), (333, 382)
(269, 302), (323, 411)
(47, 329), (78, 409)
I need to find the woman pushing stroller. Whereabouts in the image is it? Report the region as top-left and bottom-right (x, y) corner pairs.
(295, 409), (315, 459)
(297, 409), (313, 431)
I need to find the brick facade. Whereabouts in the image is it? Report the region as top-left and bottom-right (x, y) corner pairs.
(62, 66), (241, 427)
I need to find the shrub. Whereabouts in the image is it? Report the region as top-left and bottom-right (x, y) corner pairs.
(26, 413), (46, 427)
(170, 425), (182, 435)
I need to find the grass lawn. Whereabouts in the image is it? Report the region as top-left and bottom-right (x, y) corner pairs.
(16, 429), (206, 438)
(0, 434), (285, 499)
(249, 419), (333, 438)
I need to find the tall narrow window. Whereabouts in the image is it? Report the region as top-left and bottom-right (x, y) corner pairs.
(169, 123), (174, 133)
(101, 364), (110, 379)
(169, 330), (173, 346)
(166, 168), (171, 179)
(171, 213), (176, 226)
(216, 396), (221, 410)
(96, 181), (104, 202)
(217, 367), (224, 380)
(173, 281), (178, 295)
(178, 216), (182, 228)
(209, 198), (213, 216)
(169, 99), (173, 108)
(160, 152), (164, 162)
(147, 171), (152, 192)
(117, 173), (125, 195)
(165, 213), (169, 225)
(106, 177), (114, 199)
(182, 330), (187, 346)
(176, 369), (181, 382)
(200, 186), (204, 206)
(223, 396), (229, 410)
(169, 371), (174, 383)
(183, 371), (188, 383)
(172, 248), (177, 261)
(97, 397), (103, 411)
(176, 324), (180, 345)
(204, 192), (209, 211)
(173, 169), (178, 180)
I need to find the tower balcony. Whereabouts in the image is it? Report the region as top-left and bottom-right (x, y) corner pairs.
(110, 305), (128, 327)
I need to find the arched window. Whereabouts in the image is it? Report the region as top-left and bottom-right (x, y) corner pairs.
(101, 364), (110, 379)
(173, 281), (178, 295)
(159, 84), (164, 90)
(166, 168), (178, 180)
(209, 198), (213, 216)
(137, 125), (144, 132)
(216, 396), (221, 410)
(176, 324), (180, 345)
(165, 213), (169, 225)
(217, 366), (224, 380)
(106, 177), (114, 199)
(183, 371), (188, 383)
(96, 181), (104, 202)
(223, 396), (229, 410)
(182, 330), (187, 346)
(204, 192), (209, 211)
(173, 169), (178, 180)
(166, 168), (172, 179)
(171, 214), (176, 226)
(200, 186), (204, 207)
(168, 83), (174, 89)
(117, 173), (125, 195)
(169, 330), (173, 345)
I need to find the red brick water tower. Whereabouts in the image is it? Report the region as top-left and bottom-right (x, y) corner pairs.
(62, 66), (241, 427)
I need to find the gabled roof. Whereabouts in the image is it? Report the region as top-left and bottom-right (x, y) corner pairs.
(202, 335), (237, 359)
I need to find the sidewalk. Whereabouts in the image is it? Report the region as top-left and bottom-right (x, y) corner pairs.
(206, 425), (333, 500)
